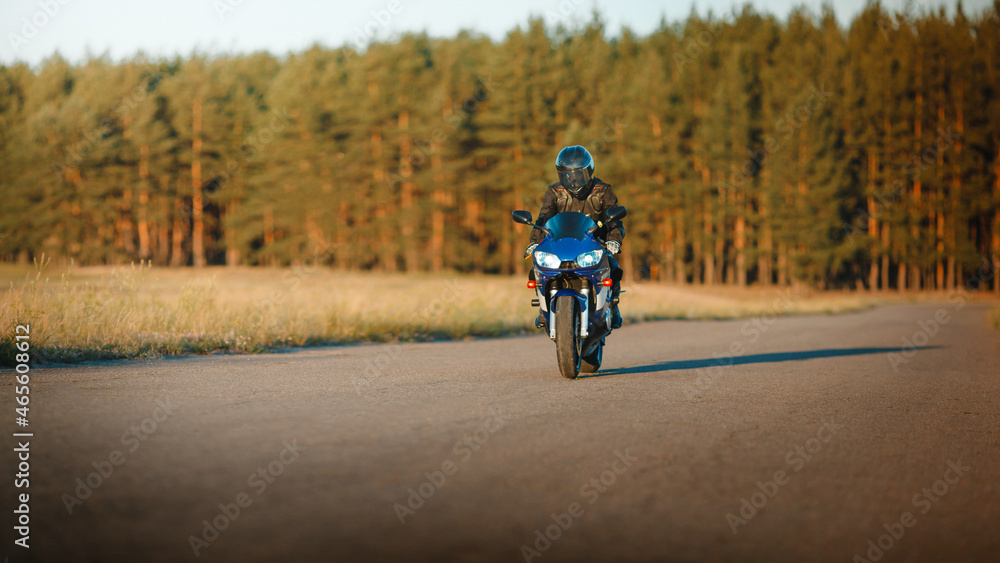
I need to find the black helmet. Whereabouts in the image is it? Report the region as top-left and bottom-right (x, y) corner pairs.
(555, 145), (594, 196)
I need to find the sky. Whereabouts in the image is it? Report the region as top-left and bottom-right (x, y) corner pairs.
(1, 0), (992, 67)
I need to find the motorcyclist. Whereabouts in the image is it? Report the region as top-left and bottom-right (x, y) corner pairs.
(525, 145), (625, 329)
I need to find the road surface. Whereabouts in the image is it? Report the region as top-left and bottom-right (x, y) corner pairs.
(2, 302), (999, 562)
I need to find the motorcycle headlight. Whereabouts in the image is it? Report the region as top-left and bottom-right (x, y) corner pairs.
(533, 251), (562, 269)
(575, 249), (604, 268)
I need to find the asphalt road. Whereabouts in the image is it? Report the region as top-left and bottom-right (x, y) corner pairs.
(2, 302), (999, 563)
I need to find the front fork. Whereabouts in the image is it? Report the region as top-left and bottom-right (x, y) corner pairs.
(547, 289), (590, 341)
(533, 271), (612, 340)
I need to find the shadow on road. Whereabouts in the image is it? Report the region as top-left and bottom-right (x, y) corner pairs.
(583, 346), (943, 378)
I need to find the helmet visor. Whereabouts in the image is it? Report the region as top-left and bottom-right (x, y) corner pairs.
(558, 169), (592, 194)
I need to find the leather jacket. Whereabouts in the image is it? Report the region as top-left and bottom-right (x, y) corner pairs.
(528, 178), (625, 245)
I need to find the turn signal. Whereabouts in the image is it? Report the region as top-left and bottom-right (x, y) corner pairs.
(602, 279), (613, 287)
(527, 280), (537, 289)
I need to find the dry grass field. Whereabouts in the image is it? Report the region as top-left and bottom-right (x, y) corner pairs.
(1, 261), (996, 365)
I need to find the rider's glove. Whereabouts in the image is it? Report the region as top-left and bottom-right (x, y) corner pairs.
(606, 241), (621, 255)
(524, 243), (538, 259)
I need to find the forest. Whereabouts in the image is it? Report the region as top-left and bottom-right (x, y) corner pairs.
(1, 2), (999, 292)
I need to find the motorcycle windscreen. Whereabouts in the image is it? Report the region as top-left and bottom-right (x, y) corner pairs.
(543, 212), (597, 241)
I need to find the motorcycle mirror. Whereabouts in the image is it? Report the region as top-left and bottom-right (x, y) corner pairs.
(511, 210), (533, 225)
(606, 206), (627, 222)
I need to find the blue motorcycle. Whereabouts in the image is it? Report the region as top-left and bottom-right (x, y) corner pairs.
(512, 206), (627, 379)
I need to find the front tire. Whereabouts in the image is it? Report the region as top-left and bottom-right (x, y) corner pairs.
(554, 296), (581, 379)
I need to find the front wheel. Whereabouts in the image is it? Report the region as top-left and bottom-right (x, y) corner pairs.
(554, 295), (581, 379)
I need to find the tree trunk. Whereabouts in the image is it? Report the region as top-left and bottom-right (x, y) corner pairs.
(759, 224), (773, 286)
(662, 210), (674, 284)
(674, 209), (686, 285)
(994, 144), (1000, 294)
(758, 173), (772, 287)
(371, 130), (395, 272)
(881, 224), (890, 291)
(735, 192), (746, 288)
(119, 190), (134, 258)
(191, 97), (205, 267)
(120, 128), (135, 258)
(431, 150), (446, 272)
(225, 197), (240, 267)
(305, 209), (325, 264)
(158, 179), (172, 265)
(777, 242), (788, 287)
(465, 195), (485, 273)
(398, 109), (419, 272)
(867, 153), (879, 290)
(509, 145), (524, 275)
(935, 103), (946, 289)
(67, 166), (84, 258)
(691, 215), (702, 285)
(936, 208), (945, 290)
(613, 116), (636, 283)
(137, 144), (151, 260)
(170, 192), (185, 267)
(950, 83), (964, 291)
(911, 52), (923, 292)
(702, 171), (714, 286)
(910, 178), (921, 291)
(263, 208), (275, 267)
